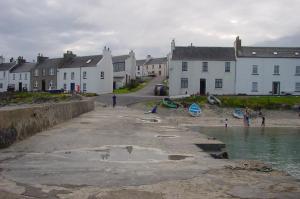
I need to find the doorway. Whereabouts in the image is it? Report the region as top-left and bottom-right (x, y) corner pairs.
(18, 82), (22, 92)
(42, 80), (46, 91)
(200, 79), (206, 95)
(70, 83), (75, 92)
(272, 82), (280, 95)
(113, 81), (116, 90)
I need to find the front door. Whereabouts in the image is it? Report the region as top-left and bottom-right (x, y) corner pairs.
(70, 83), (75, 92)
(272, 82), (280, 95)
(18, 82), (22, 92)
(200, 79), (206, 95)
(42, 80), (46, 91)
(113, 81), (116, 90)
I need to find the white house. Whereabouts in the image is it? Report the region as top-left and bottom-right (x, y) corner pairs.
(235, 37), (300, 95)
(9, 57), (35, 91)
(113, 50), (136, 89)
(168, 40), (236, 96)
(141, 55), (168, 77)
(136, 59), (146, 77)
(57, 47), (113, 94)
(0, 56), (16, 92)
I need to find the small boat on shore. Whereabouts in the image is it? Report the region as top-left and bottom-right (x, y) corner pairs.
(207, 95), (221, 105)
(233, 108), (244, 119)
(162, 98), (178, 108)
(189, 103), (202, 117)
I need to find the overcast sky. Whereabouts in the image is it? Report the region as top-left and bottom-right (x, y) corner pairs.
(1, 0), (300, 61)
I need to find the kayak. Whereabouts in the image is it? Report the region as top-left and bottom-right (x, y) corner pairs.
(162, 98), (178, 108)
(207, 95), (216, 105)
(189, 103), (202, 117)
(233, 108), (244, 119)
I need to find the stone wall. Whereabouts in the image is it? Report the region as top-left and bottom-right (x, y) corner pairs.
(0, 100), (94, 148)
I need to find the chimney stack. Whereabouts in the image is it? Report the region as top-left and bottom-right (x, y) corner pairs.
(37, 53), (49, 64)
(63, 51), (76, 60)
(17, 56), (26, 65)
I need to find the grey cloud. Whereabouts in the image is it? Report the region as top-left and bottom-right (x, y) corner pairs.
(0, 0), (300, 61)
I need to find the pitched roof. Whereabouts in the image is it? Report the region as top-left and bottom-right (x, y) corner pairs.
(10, 62), (36, 73)
(0, 62), (16, 71)
(59, 55), (103, 68)
(136, 59), (146, 66)
(33, 58), (62, 70)
(145, 57), (167, 65)
(112, 55), (130, 63)
(172, 46), (236, 61)
(237, 46), (300, 58)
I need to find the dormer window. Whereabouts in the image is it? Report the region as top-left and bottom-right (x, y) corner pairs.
(273, 52), (278, 55)
(252, 52), (256, 55)
(86, 59), (92, 64)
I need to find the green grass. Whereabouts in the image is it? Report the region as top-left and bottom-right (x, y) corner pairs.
(174, 95), (300, 110)
(113, 80), (149, 94)
(0, 92), (72, 106)
(80, 93), (98, 97)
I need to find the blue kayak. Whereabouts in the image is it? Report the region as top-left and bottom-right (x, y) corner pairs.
(189, 103), (202, 117)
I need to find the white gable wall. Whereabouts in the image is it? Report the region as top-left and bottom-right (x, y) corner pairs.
(0, 70), (9, 92)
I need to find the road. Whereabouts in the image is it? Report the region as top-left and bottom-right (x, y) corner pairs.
(96, 77), (165, 106)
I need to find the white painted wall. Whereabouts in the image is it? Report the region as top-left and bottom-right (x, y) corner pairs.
(0, 70), (9, 92)
(57, 48), (113, 94)
(143, 63), (167, 77)
(9, 72), (31, 91)
(169, 60), (236, 96)
(236, 58), (300, 95)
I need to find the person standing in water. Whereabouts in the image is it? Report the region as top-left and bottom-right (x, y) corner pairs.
(225, 118), (228, 128)
(261, 116), (265, 127)
(112, 94), (117, 108)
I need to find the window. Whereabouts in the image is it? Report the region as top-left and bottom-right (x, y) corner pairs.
(0, 83), (3, 89)
(100, 71), (104, 79)
(138, 66), (140, 70)
(215, 79), (223, 88)
(113, 62), (125, 72)
(159, 71), (161, 76)
(225, 62), (230, 72)
(182, 62), (188, 71)
(274, 65), (280, 75)
(152, 65), (154, 69)
(202, 62), (208, 72)
(63, 72), (67, 80)
(34, 69), (39, 76)
(42, 69), (46, 76)
(181, 78), (188, 88)
(3, 71), (5, 78)
(24, 73), (27, 80)
(296, 83), (300, 92)
(19, 74), (22, 80)
(83, 71), (87, 79)
(71, 72), (75, 80)
(252, 65), (258, 75)
(63, 84), (67, 90)
(49, 68), (55, 76)
(252, 82), (258, 92)
(159, 65), (161, 69)
(24, 84), (27, 89)
(83, 83), (87, 92)
(49, 80), (53, 89)
(34, 81), (38, 88)
(296, 66), (300, 75)
(13, 74), (15, 80)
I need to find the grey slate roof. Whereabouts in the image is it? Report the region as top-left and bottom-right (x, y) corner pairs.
(112, 55), (130, 63)
(35, 58), (62, 69)
(145, 57), (167, 65)
(10, 62), (36, 73)
(136, 59), (146, 66)
(59, 55), (103, 68)
(0, 62), (16, 71)
(237, 46), (300, 58)
(172, 46), (236, 61)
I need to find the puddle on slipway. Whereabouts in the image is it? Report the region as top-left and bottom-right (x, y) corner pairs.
(53, 146), (193, 163)
(136, 117), (161, 123)
(156, 135), (179, 138)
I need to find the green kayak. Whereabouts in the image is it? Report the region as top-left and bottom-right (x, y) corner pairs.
(162, 98), (178, 108)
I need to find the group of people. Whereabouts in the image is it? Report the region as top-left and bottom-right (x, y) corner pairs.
(225, 107), (266, 128)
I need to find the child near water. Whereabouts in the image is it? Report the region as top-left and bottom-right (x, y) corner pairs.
(225, 118), (228, 128)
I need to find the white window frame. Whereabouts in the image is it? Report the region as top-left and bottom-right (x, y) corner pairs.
(295, 82), (300, 92)
(34, 81), (38, 88)
(296, 66), (300, 75)
(13, 73), (15, 80)
(42, 69), (46, 76)
(252, 82), (258, 92)
(181, 78), (188, 89)
(0, 83), (3, 89)
(34, 69), (39, 77)
(215, 79), (223, 89)
(225, 62), (230, 72)
(63, 83), (67, 90)
(182, 62), (188, 72)
(83, 71), (87, 79)
(202, 62), (208, 72)
(71, 72), (75, 80)
(63, 72), (67, 80)
(19, 73), (22, 80)
(252, 65), (258, 75)
(83, 83), (87, 92)
(24, 73), (27, 80)
(274, 65), (280, 75)
(49, 68), (55, 76)
(100, 71), (104, 79)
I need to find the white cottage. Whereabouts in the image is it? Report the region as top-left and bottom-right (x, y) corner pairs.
(235, 37), (300, 95)
(9, 57), (35, 91)
(57, 47), (113, 94)
(168, 40), (236, 97)
(112, 50), (136, 89)
(0, 56), (16, 92)
(141, 55), (168, 77)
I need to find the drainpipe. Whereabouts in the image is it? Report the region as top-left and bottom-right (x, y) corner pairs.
(79, 66), (82, 93)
